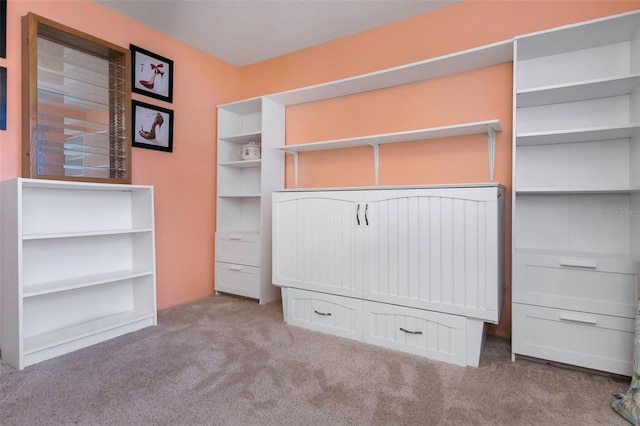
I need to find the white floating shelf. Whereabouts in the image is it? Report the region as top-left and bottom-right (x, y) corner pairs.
(277, 120), (503, 153)
(517, 74), (640, 108)
(277, 120), (502, 186)
(266, 40), (513, 106)
(516, 124), (640, 146)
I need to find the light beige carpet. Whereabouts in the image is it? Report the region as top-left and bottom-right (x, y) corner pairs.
(0, 294), (631, 425)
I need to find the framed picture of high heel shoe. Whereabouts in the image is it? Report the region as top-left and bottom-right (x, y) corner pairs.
(132, 100), (173, 153)
(130, 44), (173, 103)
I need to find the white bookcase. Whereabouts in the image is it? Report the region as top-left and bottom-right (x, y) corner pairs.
(511, 10), (640, 376)
(215, 98), (284, 303)
(0, 178), (157, 370)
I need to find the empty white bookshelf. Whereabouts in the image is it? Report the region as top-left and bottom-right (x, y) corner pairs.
(0, 178), (157, 370)
(511, 10), (640, 376)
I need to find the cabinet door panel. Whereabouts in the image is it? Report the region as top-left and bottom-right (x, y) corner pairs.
(273, 192), (362, 297)
(363, 188), (500, 322)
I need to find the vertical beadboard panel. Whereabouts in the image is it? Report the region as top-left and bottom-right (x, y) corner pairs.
(477, 202), (488, 310)
(429, 197), (442, 303)
(441, 197), (454, 305)
(452, 198), (466, 306)
(408, 197), (420, 300)
(465, 200), (479, 309)
(273, 194), (361, 297)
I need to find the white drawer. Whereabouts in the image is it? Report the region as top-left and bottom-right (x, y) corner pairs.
(215, 262), (260, 299)
(285, 288), (363, 341)
(513, 253), (637, 317)
(215, 232), (260, 267)
(363, 301), (468, 367)
(512, 303), (634, 376)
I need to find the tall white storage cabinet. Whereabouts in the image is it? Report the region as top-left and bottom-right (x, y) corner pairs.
(0, 178), (157, 370)
(511, 11), (640, 376)
(273, 185), (505, 367)
(215, 98), (284, 303)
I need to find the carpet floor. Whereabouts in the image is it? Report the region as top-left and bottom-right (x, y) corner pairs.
(0, 294), (632, 425)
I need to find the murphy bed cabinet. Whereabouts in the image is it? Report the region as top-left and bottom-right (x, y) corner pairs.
(511, 11), (640, 376)
(0, 178), (157, 370)
(273, 185), (505, 367)
(215, 98), (284, 303)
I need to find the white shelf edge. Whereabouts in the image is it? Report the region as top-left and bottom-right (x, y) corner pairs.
(23, 269), (155, 298)
(23, 311), (156, 355)
(516, 124), (640, 145)
(18, 177), (153, 191)
(23, 227), (153, 240)
(217, 194), (261, 198)
(516, 74), (640, 107)
(219, 159), (262, 168)
(265, 39), (513, 106)
(515, 187), (640, 195)
(218, 131), (262, 144)
(215, 230), (261, 235)
(276, 119), (503, 153)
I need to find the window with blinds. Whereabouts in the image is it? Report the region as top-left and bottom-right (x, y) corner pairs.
(22, 13), (131, 183)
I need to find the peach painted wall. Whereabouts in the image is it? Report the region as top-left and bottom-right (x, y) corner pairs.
(238, 0), (640, 339)
(0, 0), (240, 309)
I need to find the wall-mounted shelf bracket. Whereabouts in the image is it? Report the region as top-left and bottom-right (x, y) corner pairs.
(367, 143), (380, 185)
(487, 126), (496, 182)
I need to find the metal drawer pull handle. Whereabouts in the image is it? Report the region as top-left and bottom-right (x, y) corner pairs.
(228, 235), (243, 240)
(559, 259), (597, 269)
(365, 204), (369, 225)
(559, 312), (597, 325)
(228, 266), (243, 271)
(356, 204), (360, 225)
(400, 327), (423, 335)
(314, 310), (332, 316)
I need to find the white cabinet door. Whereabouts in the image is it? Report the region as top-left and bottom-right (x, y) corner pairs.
(362, 187), (503, 322)
(272, 191), (364, 297)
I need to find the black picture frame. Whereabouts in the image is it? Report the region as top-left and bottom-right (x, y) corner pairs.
(130, 44), (173, 103)
(0, 0), (6, 59)
(0, 67), (6, 130)
(132, 100), (173, 153)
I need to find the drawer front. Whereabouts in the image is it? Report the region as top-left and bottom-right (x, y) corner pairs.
(512, 303), (634, 376)
(513, 254), (637, 318)
(285, 288), (363, 341)
(215, 232), (260, 267)
(215, 262), (260, 299)
(363, 301), (468, 366)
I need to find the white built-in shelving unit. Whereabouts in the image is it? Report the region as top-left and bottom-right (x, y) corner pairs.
(215, 98), (284, 303)
(216, 39), (513, 305)
(511, 10), (640, 376)
(0, 178), (157, 370)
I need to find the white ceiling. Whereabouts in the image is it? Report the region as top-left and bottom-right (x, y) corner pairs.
(94, 0), (459, 67)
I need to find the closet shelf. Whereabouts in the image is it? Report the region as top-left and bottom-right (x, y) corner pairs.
(517, 74), (640, 107)
(516, 124), (640, 146)
(277, 119), (503, 186)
